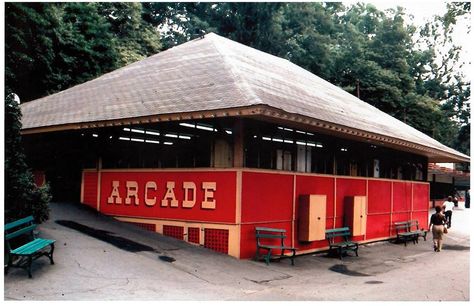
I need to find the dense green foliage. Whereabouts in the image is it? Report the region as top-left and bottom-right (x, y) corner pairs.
(5, 90), (52, 223)
(5, 2), (161, 101)
(5, 2), (470, 154)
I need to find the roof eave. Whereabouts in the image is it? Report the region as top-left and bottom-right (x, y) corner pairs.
(21, 104), (470, 163)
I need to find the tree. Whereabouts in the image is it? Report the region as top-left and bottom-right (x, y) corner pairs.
(5, 3), (56, 102)
(5, 89), (52, 223)
(97, 2), (162, 66)
(5, 2), (118, 102)
(5, 2), (162, 102)
(415, 2), (470, 153)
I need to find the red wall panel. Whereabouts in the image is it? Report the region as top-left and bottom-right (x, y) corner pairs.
(82, 171), (98, 209)
(241, 172), (294, 223)
(368, 180), (391, 214)
(292, 175), (335, 251)
(412, 211), (429, 230)
(413, 183), (429, 211)
(390, 212), (411, 236)
(82, 168), (432, 259)
(295, 175), (335, 217)
(335, 178), (366, 219)
(393, 182), (412, 212)
(366, 214), (391, 240)
(99, 171), (236, 223)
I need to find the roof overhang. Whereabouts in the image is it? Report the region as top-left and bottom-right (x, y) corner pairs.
(21, 104), (470, 163)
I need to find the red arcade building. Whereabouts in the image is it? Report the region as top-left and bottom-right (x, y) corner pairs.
(21, 33), (469, 259)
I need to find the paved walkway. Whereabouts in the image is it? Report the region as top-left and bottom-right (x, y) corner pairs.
(4, 202), (471, 300)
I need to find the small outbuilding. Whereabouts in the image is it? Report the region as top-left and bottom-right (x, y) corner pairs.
(21, 33), (469, 258)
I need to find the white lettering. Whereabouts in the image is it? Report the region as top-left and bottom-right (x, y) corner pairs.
(161, 181), (178, 207)
(125, 181), (139, 205)
(182, 182), (196, 208)
(145, 181), (157, 206)
(107, 179), (217, 210)
(107, 181), (122, 204)
(202, 182), (216, 209)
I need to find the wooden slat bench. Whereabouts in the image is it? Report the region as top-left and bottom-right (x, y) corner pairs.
(394, 221), (419, 246)
(5, 216), (55, 278)
(407, 220), (429, 242)
(255, 227), (297, 265)
(325, 227), (359, 260)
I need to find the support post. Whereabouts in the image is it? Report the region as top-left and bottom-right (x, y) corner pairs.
(233, 119), (244, 168)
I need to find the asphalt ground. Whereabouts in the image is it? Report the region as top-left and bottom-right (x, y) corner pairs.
(3, 201), (471, 301)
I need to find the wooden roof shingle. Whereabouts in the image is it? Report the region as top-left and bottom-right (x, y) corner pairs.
(20, 33), (469, 162)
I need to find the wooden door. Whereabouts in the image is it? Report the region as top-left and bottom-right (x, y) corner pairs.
(298, 194), (327, 241)
(345, 196), (367, 236)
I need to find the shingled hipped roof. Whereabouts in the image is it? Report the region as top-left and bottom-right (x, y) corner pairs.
(20, 33), (469, 162)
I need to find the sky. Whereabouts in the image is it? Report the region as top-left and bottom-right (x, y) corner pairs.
(367, 0), (449, 24)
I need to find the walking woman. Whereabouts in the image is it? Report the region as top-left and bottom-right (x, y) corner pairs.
(429, 206), (447, 252)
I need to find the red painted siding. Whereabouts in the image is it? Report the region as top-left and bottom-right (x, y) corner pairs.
(99, 171), (237, 223)
(293, 175), (334, 252)
(393, 182), (412, 212)
(366, 214), (391, 240)
(81, 168), (430, 259)
(82, 171), (98, 209)
(241, 172), (293, 223)
(368, 180), (391, 214)
(240, 172), (429, 258)
(335, 178), (366, 230)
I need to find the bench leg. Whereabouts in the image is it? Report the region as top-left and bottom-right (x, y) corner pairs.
(27, 256), (33, 278)
(265, 250), (272, 265)
(49, 244), (55, 265)
(5, 254), (12, 275)
(290, 250), (295, 266)
(339, 247), (343, 260)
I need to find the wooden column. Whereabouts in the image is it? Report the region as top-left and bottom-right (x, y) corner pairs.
(233, 119), (244, 168)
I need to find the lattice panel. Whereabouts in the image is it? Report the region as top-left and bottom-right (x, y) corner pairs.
(163, 225), (184, 240)
(187, 227), (200, 244)
(125, 222), (156, 232)
(204, 228), (229, 254)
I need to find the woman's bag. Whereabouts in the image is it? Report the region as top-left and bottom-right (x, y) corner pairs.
(443, 226), (448, 234)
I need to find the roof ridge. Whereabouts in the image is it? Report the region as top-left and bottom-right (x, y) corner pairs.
(207, 34), (263, 106)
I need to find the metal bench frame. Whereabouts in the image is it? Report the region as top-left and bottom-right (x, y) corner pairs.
(325, 227), (359, 259)
(255, 227), (297, 265)
(407, 219), (428, 242)
(394, 220), (427, 246)
(5, 216), (55, 278)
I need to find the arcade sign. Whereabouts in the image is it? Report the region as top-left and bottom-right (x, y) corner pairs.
(107, 180), (217, 209)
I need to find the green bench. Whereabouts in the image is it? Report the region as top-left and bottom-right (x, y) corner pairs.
(325, 227), (359, 259)
(255, 227), (297, 265)
(408, 219), (428, 242)
(5, 216), (55, 278)
(394, 220), (428, 246)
